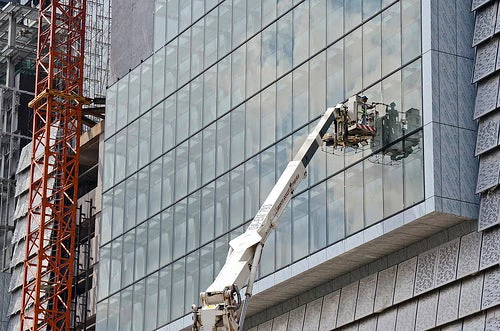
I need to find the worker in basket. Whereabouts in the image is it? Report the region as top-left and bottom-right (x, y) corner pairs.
(360, 95), (375, 125)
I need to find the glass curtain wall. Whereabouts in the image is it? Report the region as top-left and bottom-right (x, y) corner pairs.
(98, 0), (423, 329)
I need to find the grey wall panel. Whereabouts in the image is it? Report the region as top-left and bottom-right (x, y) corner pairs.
(440, 320), (463, 331)
(476, 117), (500, 155)
(480, 226), (500, 269)
(436, 238), (460, 287)
(303, 298), (322, 331)
(395, 300), (417, 331)
(393, 257), (417, 304)
(481, 267), (500, 309)
(439, 54), (459, 126)
(355, 274), (377, 320)
(415, 292), (438, 330)
(459, 274), (484, 318)
(336, 282), (359, 327)
(376, 307), (397, 331)
(374, 266), (396, 312)
(463, 312), (486, 329)
(271, 313), (289, 331)
(439, 1), (458, 56)
(459, 128), (481, 206)
(478, 188), (500, 231)
(414, 248), (437, 296)
(458, 0), (477, 59)
(485, 306), (500, 330)
(475, 151), (500, 193)
(473, 2), (497, 47)
(473, 39), (499, 82)
(257, 320), (273, 331)
(473, 0), (495, 12)
(458, 58), (477, 130)
(474, 74), (499, 119)
(358, 316), (377, 331)
(109, 0), (154, 83)
(287, 306), (305, 331)
(318, 290), (339, 331)
(457, 231), (482, 278)
(436, 283), (461, 326)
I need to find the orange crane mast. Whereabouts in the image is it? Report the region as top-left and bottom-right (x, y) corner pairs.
(20, 0), (86, 330)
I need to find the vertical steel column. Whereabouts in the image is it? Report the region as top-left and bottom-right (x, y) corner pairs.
(20, 0), (86, 330)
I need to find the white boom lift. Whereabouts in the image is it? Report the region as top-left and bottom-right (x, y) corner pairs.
(192, 96), (377, 331)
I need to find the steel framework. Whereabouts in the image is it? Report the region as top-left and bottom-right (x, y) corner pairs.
(20, 0), (86, 330)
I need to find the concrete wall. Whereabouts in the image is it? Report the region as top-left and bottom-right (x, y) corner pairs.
(109, 0), (154, 83)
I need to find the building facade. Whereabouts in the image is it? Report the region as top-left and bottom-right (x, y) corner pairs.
(98, 0), (488, 330)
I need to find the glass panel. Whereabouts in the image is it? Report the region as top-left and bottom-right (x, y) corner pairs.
(105, 83), (117, 138)
(327, 40), (344, 107)
(293, 3), (309, 66)
(114, 129), (126, 184)
(327, 0), (343, 44)
(147, 215), (161, 274)
(96, 299), (108, 330)
(151, 102), (164, 161)
(200, 243), (214, 292)
(132, 280), (145, 330)
(119, 287), (133, 331)
(112, 183), (124, 239)
(230, 105), (245, 167)
(135, 222), (148, 280)
(109, 237), (122, 294)
(247, 0), (261, 37)
(166, 0), (179, 41)
(126, 121), (139, 176)
(203, 67), (217, 125)
(404, 131), (424, 206)
(122, 231), (135, 287)
(233, 0), (246, 46)
(310, 0), (326, 55)
(152, 48), (165, 104)
(278, 0), (292, 16)
(185, 251), (200, 312)
(140, 57), (153, 114)
(310, 52), (326, 118)
(276, 73), (293, 139)
(173, 199), (187, 259)
(204, 10), (218, 68)
(107, 293), (120, 331)
(261, 23), (277, 87)
(116, 79), (128, 131)
(138, 111), (151, 169)
(260, 147), (275, 204)
(165, 40), (178, 95)
(98, 244), (110, 300)
(293, 63), (309, 130)
(381, 70), (402, 144)
(364, 0), (381, 19)
(179, 0), (191, 30)
(364, 158), (383, 226)
(261, 84), (276, 148)
(101, 192), (112, 244)
(230, 165), (245, 228)
(215, 174), (230, 236)
(262, 0), (276, 27)
(245, 155), (260, 220)
(160, 208), (173, 266)
(162, 151), (175, 208)
(382, 2), (401, 76)
(402, 60), (422, 125)
(154, 0), (166, 50)
(178, 30), (191, 86)
(144, 273), (159, 331)
(158, 265), (172, 325)
(187, 191), (201, 252)
(214, 235), (228, 275)
(217, 56), (231, 116)
(363, 15), (381, 86)
(202, 123), (216, 184)
(292, 192), (308, 261)
(247, 33), (261, 97)
(176, 85), (190, 143)
(124, 175), (137, 232)
(137, 168), (149, 223)
(218, 2), (232, 58)
(327, 172), (345, 243)
(345, 0), (362, 32)
(245, 95), (260, 158)
(129, 69), (140, 122)
(149, 158), (162, 216)
(276, 136), (292, 175)
(103, 138), (115, 191)
(344, 27), (362, 97)
(293, 128), (308, 193)
(402, 0), (421, 63)
(260, 230), (275, 277)
(232, 45), (246, 107)
(201, 183), (215, 244)
(217, 114), (230, 176)
(171, 258), (185, 319)
(310, 182), (327, 252)
(308, 120), (326, 186)
(277, 12), (292, 77)
(345, 163), (364, 235)
(175, 141), (189, 200)
(276, 203), (291, 269)
(188, 132), (202, 193)
(190, 76), (203, 135)
(383, 147), (404, 216)
(164, 97), (176, 151)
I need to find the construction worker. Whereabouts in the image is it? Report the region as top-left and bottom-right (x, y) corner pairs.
(360, 95), (374, 125)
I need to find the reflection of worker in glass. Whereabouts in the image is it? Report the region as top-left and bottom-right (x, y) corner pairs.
(360, 95), (374, 125)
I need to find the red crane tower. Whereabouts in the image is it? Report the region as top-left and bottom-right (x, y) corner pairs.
(20, 0), (86, 329)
